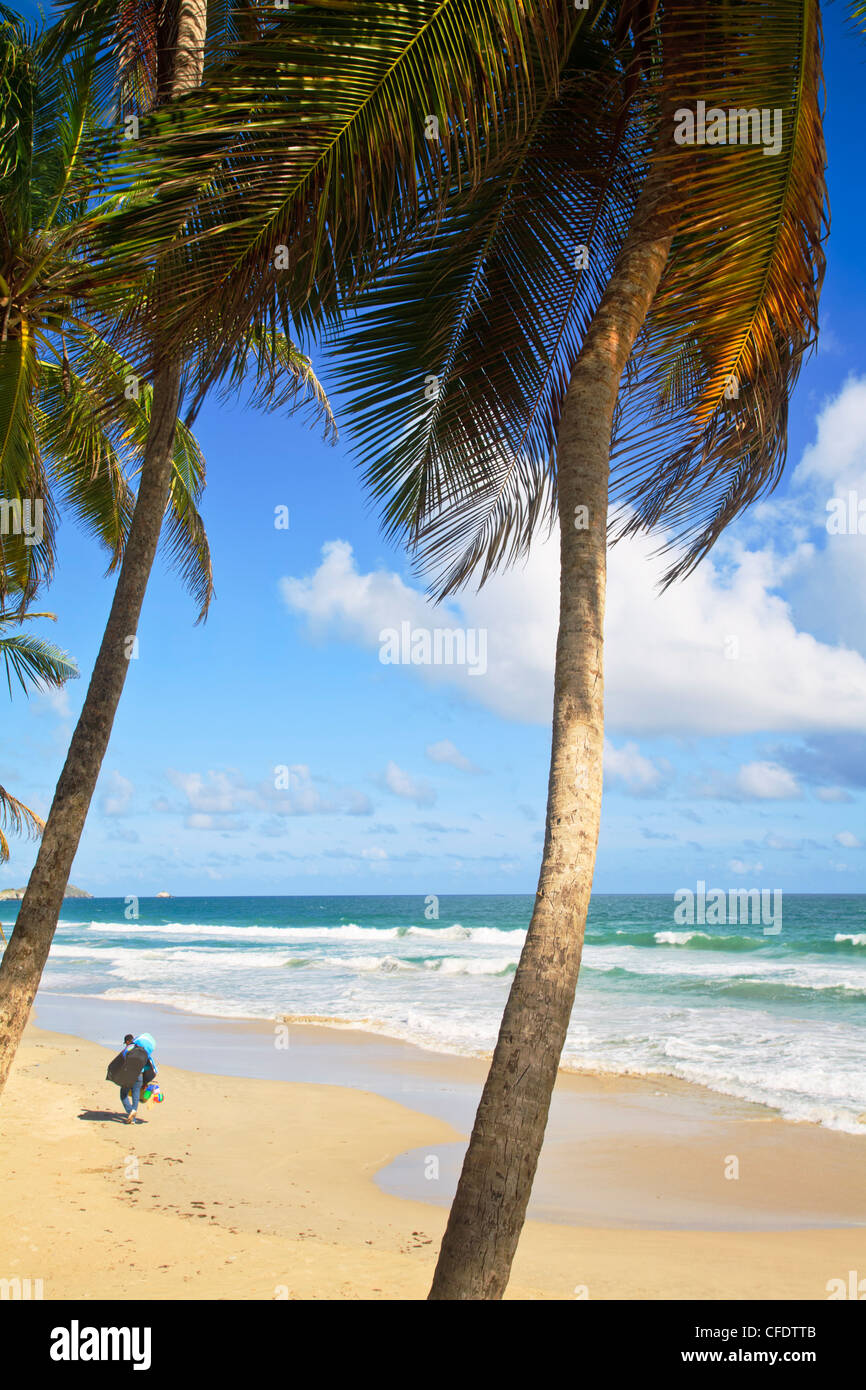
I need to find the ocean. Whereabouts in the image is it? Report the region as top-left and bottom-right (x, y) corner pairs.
(17, 892), (866, 1134)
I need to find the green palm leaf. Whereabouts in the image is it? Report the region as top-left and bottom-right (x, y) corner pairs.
(328, 0), (828, 596)
(612, 0), (828, 583)
(0, 326), (57, 604)
(330, 12), (646, 594)
(0, 609), (78, 694)
(0, 784), (44, 863)
(84, 0), (575, 406)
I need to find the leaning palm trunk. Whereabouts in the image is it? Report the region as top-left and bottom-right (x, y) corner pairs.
(429, 157), (677, 1300)
(0, 3), (207, 1097)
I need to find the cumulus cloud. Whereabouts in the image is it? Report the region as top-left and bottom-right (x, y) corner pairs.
(164, 765), (371, 822)
(100, 770), (134, 816)
(280, 537), (552, 723)
(605, 740), (665, 793)
(834, 831), (862, 849)
(38, 686), (73, 720)
(381, 760), (436, 806)
(794, 375), (866, 491)
(734, 761), (802, 800)
(816, 786), (854, 803)
(787, 376), (866, 648)
(729, 859), (764, 875)
(167, 769), (254, 815)
(425, 739), (481, 772)
(762, 832), (812, 852)
(280, 525), (866, 736)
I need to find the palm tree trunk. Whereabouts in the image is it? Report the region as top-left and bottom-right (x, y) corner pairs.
(428, 158), (677, 1301)
(0, 3), (207, 1098)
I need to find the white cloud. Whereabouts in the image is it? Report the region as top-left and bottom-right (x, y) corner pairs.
(165, 766), (371, 820)
(788, 376), (866, 648)
(280, 538), (552, 724)
(729, 859), (764, 875)
(101, 770), (134, 816)
(763, 832), (803, 851)
(604, 740), (663, 793)
(39, 686), (72, 719)
(834, 831), (862, 849)
(734, 762), (801, 801)
(816, 786), (854, 803)
(425, 739), (481, 773)
(382, 760), (435, 806)
(281, 529), (866, 736)
(604, 532), (866, 736)
(794, 376), (866, 490)
(167, 769), (251, 814)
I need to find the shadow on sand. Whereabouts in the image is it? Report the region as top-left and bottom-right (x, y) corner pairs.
(77, 1109), (147, 1124)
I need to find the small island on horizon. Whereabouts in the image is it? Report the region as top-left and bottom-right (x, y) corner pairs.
(0, 884), (92, 901)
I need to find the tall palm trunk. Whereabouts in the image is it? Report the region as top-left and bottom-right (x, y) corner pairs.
(0, 1), (207, 1098)
(429, 157), (677, 1300)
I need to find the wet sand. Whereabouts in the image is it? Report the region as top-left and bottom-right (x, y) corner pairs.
(0, 994), (862, 1299)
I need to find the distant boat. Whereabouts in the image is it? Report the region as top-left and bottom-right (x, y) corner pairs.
(155, 891), (172, 899)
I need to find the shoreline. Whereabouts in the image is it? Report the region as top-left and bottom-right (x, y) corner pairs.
(1, 1005), (864, 1298)
(33, 985), (866, 1138)
(30, 990), (866, 1231)
(34, 892), (866, 1137)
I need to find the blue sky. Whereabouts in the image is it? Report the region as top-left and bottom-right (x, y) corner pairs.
(4, 3), (866, 897)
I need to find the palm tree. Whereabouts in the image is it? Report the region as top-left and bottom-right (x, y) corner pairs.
(0, 608), (78, 866)
(0, 0), (347, 1089)
(0, 1), (833, 1306)
(0, 6), (215, 613)
(2, 0), (832, 1296)
(0, 1), (334, 1089)
(0, 0), (570, 1093)
(329, 0), (829, 1297)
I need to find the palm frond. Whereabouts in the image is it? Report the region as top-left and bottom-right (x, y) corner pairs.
(90, 0), (575, 404)
(610, 0), (828, 584)
(212, 325), (336, 440)
(0, 326), (57, 603)
(71, 332), (215, 618)
(0, 784), (44, 862)
(159, 414), (214, 623)
(329, 5), (650, 594)
(36, 350), (134, 569)
(0, 5), (38, 250)
(333, 0), (827, 597)
(0, 610), (78, 694)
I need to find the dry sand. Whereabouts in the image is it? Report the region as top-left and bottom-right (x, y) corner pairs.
(1, 1020), (864, 1300)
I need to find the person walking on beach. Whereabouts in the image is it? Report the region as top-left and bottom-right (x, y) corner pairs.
(107, 1033), (158, 1125)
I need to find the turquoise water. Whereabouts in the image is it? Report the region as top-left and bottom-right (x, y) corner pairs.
(15, 892), (866, 1132)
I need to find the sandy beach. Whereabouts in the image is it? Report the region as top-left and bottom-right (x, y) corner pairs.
(0, 997), (863, 1300)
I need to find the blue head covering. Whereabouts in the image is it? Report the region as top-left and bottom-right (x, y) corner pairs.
(133, 1033), (155, 1057)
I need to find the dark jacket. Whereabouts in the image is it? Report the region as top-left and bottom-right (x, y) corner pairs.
(106, 1044), (149, 1089)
